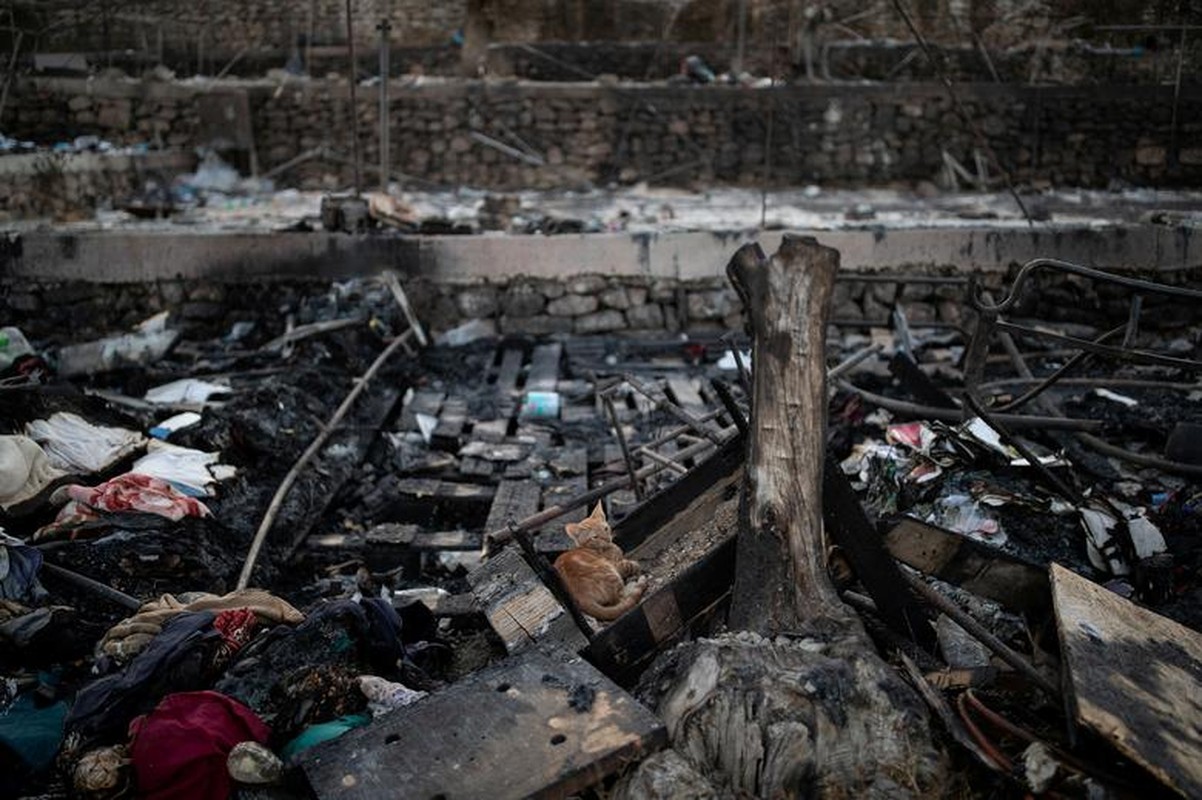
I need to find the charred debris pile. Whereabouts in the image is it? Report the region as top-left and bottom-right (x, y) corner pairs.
(1, 248), (1201, 799)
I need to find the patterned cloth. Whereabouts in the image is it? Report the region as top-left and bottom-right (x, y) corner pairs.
(34, 474), (210, 541)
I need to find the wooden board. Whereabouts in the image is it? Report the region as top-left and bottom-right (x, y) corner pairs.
(1051, 563), (1202, 798)
(538, 447), (589, 553)
(302, 648), (666, 800)
(432, 397), (468, 450)
(394, 478), (495, 504)
(527, 343), (563, 392)
(485, 479), (542, 536)
(399, 389), (445, 431)
(467, 546), (588, 655)
(885, 516), (1049, 618)
(495, 347), (525, 395)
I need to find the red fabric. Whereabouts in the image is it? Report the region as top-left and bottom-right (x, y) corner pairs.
(129, 691), (270, 800)
(65, 473), (210, 520)
(213, 608), (257, 654)
(36, 473), (210, 540)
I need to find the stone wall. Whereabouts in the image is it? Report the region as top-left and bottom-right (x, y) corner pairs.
(5, 265), (1199, 347)
(8, 78), (1202, 194)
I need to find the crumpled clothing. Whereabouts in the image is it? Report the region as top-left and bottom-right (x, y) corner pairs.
(25, 412), (145, 474)
(215, 601), (374, 740)
(279, 713), (371, 762)
(129, 691), (270, 800)
(68, 612), (222, 744)
(35, 474), (210, 541)
(214, 608), (257, 656)
(99, 589), (303, 663)
(0, 533), (47, 604)
(0, 691), (69, 776)
(73, 745), (130, 793)
(358, 675), (426, 717)
(0, 435), (66, 512)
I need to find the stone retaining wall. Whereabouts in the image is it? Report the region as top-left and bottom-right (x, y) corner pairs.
(5, 266), (1198, 349)
(9, 78), (1201, 195)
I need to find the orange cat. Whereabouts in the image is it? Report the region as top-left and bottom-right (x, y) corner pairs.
(553, 503), (646, 621)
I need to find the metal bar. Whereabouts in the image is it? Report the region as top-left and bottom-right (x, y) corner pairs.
(828, 343), (883, 380)
(889, 0), (1032, 224)
(972, 258), (1202, 315)
(377, 15), (391, 192)
(963, 393), (1084, 506)
(41, 562), (141, 610)
(991, 323), (1126, 412)
(623, 374), (724, 445)
(485, 425), (737, 552)
(981, 376), (1202, 393)
(469, 131), (545, 166)
(709, 378), (749, 439)
(901, 569), (1060, 697)
(638, 446), (689, 475)
(995, 320), (1202, 372)
(836, 379), (1105, 431)
(603, 395), (644, 501)
(345, 0), (362, 195)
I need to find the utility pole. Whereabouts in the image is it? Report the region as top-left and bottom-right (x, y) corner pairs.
(377, 13), (392, 192)
(734, 0), (747, 75)
(345, 0), (361, 195)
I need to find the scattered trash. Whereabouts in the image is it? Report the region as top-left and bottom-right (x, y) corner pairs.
(144, 378), (232, 405)
(25, 412), (145, 474)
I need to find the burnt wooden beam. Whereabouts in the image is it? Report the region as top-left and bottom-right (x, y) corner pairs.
(822, 459), (935, 650)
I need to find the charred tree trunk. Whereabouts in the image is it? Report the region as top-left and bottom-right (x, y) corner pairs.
(726, 237), (848, 632)
(616, 236), (947, 800)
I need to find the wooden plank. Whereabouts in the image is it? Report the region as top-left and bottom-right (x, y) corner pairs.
(394, 478), (495, 503)
(495, 347), (525, 395)
(885, 516), (1049, 617)
(399, 389), (445, 431)
(471, 418), (509, 443)
(466, 546), (588, 654)
(485, 479), (542, 535)
(664, 374), (707, 415)
(527, 343), (563, 392)
(538, 447), (589, 553)
(587, 535), (736, 687)
(302, 649), (666, 800)
(459, 440), (533, 462)
(823, 460), (936, 651)
(432, 397), (468, 450)
(1051, 563), (1202, 799)
(365, 524), (480, 551)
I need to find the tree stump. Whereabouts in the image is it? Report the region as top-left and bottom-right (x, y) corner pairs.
(615, 237), (947, 799)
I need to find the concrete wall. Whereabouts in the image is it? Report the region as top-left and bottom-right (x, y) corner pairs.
(2, 223), (1199, 340)
(8, 78), (1202, 194)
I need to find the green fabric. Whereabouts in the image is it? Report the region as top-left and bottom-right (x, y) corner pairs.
(0, 693), (68, 771)
(281, 713), (372, 761)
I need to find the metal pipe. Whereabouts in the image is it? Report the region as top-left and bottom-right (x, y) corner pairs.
(377, 14), (391, 192)
(836, 379), (1105, 431)
(345, 0), (362, 195)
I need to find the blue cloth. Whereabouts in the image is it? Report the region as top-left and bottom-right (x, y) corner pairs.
(0, 537), (46, 604)
(0, 692), (68, 771)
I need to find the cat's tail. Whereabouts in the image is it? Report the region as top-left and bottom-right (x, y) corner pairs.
(574, 583), (646, 622)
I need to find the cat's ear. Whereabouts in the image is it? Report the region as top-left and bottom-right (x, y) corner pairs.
(589, 503), (607, 522)
(564, 521), (581, 543)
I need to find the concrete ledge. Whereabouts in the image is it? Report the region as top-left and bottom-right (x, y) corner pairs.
(3, 224), (1199, 284)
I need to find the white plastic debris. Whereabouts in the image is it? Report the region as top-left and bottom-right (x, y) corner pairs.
(435, 319), (498, 346)
(1079, 501), (1167, 576)
(131, 440), (236, 497)
(25, 412), (145, 474)
(149, 412), (203, 440)
(144, 378), (232, 405)
(1090, 388), (1139, 407)
(717, 349), (752, 371)
(928, 494), (1006, 545)
(415, 413), (439, 445)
